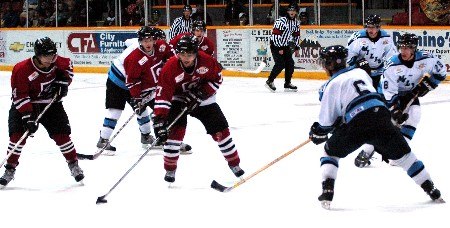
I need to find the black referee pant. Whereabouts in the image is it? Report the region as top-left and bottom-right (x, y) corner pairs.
(267, 43), (294, 84)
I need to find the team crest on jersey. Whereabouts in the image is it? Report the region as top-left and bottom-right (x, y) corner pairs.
(200, 45), (208, 51)
(175, 73), (184, 83)
(418, 63), (426, 70)
(138, 56), (148, 65)
(28, 71), (39, 81)
(361, 40), (368, 46)
(196, 67), (209, 74)
(383, 40), (388, 45)
(159, 45), (166, 52)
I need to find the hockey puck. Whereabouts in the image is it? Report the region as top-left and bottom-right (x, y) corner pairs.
(96, 196), (107, 204)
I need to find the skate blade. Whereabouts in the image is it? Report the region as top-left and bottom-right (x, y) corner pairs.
(284, 88), (298, 92)
(264, 84), (276, 93)
(102, 150), (116, 156)
(321, 200), (331, 210)
(434, 198), (446, 203)
(180, 150), (193, 155)
(0, 185), (6, 190)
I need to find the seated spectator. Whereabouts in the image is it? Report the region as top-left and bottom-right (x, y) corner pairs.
(239, 13), (249, 26)
(224, 0), (246, 25)
(3, 4), (20, 28)
(299, 12), (310, 25)
(105, 9), (115, 26)
(191, 3), (212, 26)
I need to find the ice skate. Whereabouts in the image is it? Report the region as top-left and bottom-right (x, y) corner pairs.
(0, 165), (16, 188)
(354, 149), (375, 168)
(421, 180), (445, 203)
(97, 136), (116, 156)
(265, 80), (276, 92)
(229, 165), (245, 178)
(68, 160), (85, 183)
(164, 170), (176, 183)
(141, 133), (156, 149)
(284, 83), (298, 92)
(180, 142), (193, 154)
(318, 178), (335, 209)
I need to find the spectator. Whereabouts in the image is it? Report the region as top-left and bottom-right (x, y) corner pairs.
(299, 12), (310, 25)
(239, 12), (248, 26)
(105, 9), (115, 26)
(191, 3), (212, 26)
(2, 3), (20, 27)
(224, 0), (246, 25)
(149, 9), (164, 26)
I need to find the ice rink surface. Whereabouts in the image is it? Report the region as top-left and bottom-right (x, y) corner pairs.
(0, 71), (449, 228)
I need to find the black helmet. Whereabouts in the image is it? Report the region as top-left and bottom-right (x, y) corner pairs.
(397, 33), (419, 50)
(286, 2), (299, 12)
(364, 14), (381, 27)
(34, 37), (57, 56)
(137, 26), (156, 41)
(176, 35), (199, 54)
(192, 20), (206, 32)
(319, 45), (348, 71)
(183, 5), (192, 12)
(154, 28), (166, 40)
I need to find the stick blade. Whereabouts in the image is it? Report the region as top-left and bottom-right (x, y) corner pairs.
(210, 180), (229, 192)
(77, 153), (94, 160)
(96, 195), (108, 204)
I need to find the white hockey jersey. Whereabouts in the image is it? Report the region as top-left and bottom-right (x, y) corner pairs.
(318, 67), (385, 127)
(381, 51), (447, 103)
(347, 29), (397, 77)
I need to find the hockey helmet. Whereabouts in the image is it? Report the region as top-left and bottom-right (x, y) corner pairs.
(154, 28), (166, 40)
(183, 5), (192, 12)
(176, 35), (199, 54)
(137, 26), (156, 41)
(34, 37), (57, 56)
(397, 33), (419, 50)
(319, 45), (348, 71)
(192, 20), (206, 32)
(364, 14), (381, 27)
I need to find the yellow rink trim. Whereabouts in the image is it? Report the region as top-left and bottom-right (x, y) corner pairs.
(1, 65), (448, 83)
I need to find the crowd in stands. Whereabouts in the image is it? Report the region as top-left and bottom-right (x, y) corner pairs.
(0, 0), (448, 28)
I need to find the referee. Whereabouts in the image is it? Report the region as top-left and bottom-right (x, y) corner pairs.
(265, 2), (301, 92)
(169, 5), (193, 40)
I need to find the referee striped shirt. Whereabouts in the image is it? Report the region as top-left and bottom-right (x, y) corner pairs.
(270, 17), (301, 50)
(169, 16), (193, 40)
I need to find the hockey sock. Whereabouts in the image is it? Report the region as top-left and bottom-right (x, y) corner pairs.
(211, 128), (240, 167)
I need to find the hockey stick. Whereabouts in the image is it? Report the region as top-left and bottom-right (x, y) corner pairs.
(77, 112), (137, 160)
(224, 61), (266, 74)
(96, 107), (188, 204)
(0, 95), (59, 168)
(211, 138), (311, 192)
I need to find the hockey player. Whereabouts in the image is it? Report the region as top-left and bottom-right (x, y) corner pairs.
(347, 14), (397, 168)
(265, 2), (301, 93)
(154, 28), (167, 41)
(168, 5), (193, 40)
(153, 35), (245, 183)
(0, 37), (84, 187)
(355, 33), (447, 168)
(97, 26), (183, 154)
(169, 20), (215, 56)
(347, 14), (397, 88)
(310, 45), (443, 209)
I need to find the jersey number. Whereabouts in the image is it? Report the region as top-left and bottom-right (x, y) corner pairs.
(353, 80), (370, 95)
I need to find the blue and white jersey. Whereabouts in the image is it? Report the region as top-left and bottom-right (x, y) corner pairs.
(381, 50), (447, 104)
(318, 67), (385, 126)
(347, 29), (397, 77)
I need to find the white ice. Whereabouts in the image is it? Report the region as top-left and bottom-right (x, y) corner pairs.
(0, 71), (449, 228)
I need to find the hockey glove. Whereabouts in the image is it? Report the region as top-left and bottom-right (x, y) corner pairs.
(50, 80), (69, 101)
(184, 90), (206, 112)
(153, 117), (169, 143)
(309, 122), (330, 145)
(413, 76), (437, 97)
(22, 112), (39, 134)
(355, 58), (371, 75)
(129, 98), (147, 115)
(390, 93), (415, 125)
